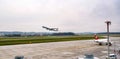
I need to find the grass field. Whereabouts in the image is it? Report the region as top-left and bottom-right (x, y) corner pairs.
(0, 35), (104, 46)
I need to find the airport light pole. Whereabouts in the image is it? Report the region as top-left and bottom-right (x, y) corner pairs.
(105, 21), (111, 59)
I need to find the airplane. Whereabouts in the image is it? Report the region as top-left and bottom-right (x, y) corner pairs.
(42, 26), (58, 31)
(94, 34), (112, 46)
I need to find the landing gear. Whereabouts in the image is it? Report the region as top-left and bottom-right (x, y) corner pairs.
(106, 42), (112, 46)
(109, 42), (112, 46)
(99, 43), (102, 45)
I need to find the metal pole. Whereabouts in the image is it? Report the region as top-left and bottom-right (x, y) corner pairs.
(105, 21), (111, 59)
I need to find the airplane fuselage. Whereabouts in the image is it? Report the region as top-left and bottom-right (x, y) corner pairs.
(42, 26), (58, 31)
(94, 39), (112, 46)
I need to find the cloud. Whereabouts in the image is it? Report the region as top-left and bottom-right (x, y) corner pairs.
(0, 0), (120, 32)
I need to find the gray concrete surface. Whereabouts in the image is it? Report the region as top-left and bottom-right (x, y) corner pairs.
(0, 37), (120, 59)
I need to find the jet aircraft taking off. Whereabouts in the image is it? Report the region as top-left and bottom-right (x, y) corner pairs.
(94, 34), (112, 46)
(42, 26), (58, 31)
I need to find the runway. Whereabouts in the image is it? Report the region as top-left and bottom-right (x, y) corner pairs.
(0, 37), (120, 59)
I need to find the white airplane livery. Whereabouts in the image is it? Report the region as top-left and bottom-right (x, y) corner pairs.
(94, 34), (112, 46)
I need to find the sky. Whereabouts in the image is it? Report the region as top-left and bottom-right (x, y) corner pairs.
(0, 0), (120, 32)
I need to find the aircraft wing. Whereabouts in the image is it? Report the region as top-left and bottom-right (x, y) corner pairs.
(42, 26), (59, 31)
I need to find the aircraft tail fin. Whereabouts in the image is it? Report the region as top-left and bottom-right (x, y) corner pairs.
(94, 34), (99, 40)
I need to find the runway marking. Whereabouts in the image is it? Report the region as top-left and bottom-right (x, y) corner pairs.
(62, 52), (74, 55)
(101, 51), (107, 53)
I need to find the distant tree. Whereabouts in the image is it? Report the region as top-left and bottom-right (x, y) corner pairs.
(4, 34), (21, 37)
(51, 32), (75, 36)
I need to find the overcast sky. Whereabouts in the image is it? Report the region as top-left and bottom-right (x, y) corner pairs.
(0, 0), (120, 32)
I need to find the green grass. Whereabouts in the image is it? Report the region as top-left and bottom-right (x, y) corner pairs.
(0, 35), (104, 46)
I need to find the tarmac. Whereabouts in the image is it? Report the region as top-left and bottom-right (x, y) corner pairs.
(0, 37), (120, 59)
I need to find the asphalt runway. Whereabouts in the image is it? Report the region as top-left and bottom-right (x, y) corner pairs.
(0, 37), (120, 59)
(110, 37), (120, 59)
